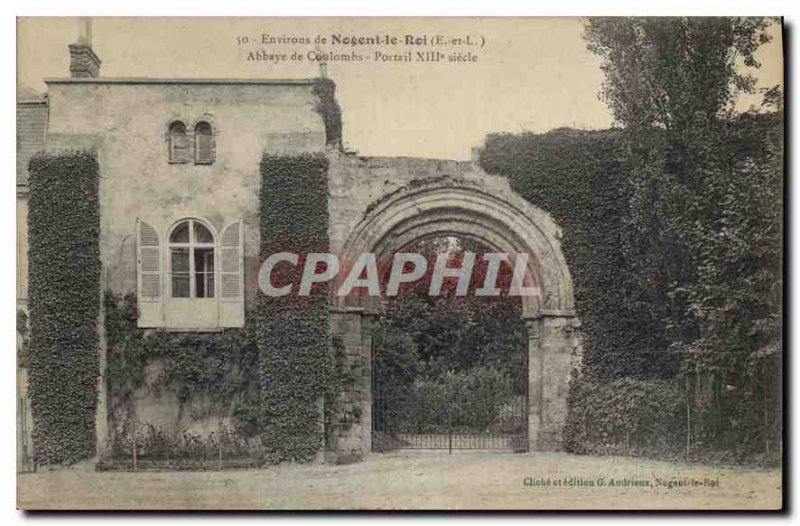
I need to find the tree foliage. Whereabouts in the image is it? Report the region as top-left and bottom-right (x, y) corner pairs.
(586, 17), (773, 132)
(570, 17), (783, 460)
(481, 129), (674, 378)
(372, 236), (529, 438)
(584, 17), (782, 376)
(373, 237), (528, 386)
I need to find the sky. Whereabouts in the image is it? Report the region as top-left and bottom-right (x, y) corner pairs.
(17, 17), (783, 160)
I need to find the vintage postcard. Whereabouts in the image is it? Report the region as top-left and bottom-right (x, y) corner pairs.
(15, 16), (783, 510)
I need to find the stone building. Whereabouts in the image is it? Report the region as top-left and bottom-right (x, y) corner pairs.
(19, 31), (581, 463)
(17, 83), (47, 472)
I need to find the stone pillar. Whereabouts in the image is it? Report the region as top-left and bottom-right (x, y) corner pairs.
(326, 307), (372, 462)
(527, 313), (579, 451)
(359, 312), (376, 455)
(95, 273), (110, 461)
(526, 318), (542, 451)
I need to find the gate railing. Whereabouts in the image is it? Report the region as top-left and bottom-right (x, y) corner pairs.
(372, 390), (527, 452)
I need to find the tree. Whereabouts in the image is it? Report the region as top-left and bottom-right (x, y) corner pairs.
(584, 17), (782, 456)
(585, 18), (773, 132)
(584, 17), (779, 368)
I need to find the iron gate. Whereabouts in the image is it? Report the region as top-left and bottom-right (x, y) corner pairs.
(372, 384), (528, 452)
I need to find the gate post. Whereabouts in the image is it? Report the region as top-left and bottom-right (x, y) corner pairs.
(327, 306), (375, 462)
(526, 312), (580, 451)
(526, 317), (542, 451)
(360, 311), (377, 455)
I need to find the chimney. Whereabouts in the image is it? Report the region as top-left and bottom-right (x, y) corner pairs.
(68, 18), (100, 78)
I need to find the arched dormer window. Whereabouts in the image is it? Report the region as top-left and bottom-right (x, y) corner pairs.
(168, 121), (191, 163)
(195, 121), (215, 164)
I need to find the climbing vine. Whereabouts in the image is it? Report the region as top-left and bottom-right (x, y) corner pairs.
(480, 117), (782, 462)
(480, 129), (671, 379)
(104, 291), (261, 441)
(259, 152), (333, 462)
(312, 78), (343, 147)
(27, 151), (101, 465)
(323, 335), (362, 453)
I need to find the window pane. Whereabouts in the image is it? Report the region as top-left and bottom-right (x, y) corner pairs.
(175, 135), (191, 151)
(171, 247), (189, 271)
(172, 273), (190, 298)
(207, 273), (215, 299)
(170, 223), (190, 243)
(197, 135), (212, 163)
(195, 248), (215, 298)
(195, 248), (214, 271)
(194, 223), (213, 244)
(169, 121), (187, 135)
(196, 272), (215, 298)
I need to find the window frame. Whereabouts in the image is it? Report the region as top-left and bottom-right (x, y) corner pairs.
(194, 121), (215, 165)
(167, 218), (217, 300)
(168, 120), (192, 164)
(137, 217), (243, 330)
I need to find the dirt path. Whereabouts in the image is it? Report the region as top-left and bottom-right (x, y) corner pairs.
(17, 451), (782, 510)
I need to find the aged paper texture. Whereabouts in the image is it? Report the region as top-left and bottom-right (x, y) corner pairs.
(16, 17), (783, 510)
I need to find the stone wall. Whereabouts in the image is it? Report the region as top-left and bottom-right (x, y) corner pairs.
(328, 152), (498, 256)
(35, 76), (581, 460)
(326, 309), (373, 463)
(17, 97), (48, 187)
(43, 78), (328, 447)
(324, 150), (580, 457)
(527, 315), (582, 451)
(17, 93), (47, 307)
(45, 79), (327, 306)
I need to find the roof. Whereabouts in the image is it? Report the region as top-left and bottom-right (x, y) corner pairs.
(17, 84), (46, 103)
(17, 87), (48, 187)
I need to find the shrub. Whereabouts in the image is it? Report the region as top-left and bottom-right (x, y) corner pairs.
(480, 129), (675, 379)
(384, 366), (518, 434)
(564, 373), (685, 456)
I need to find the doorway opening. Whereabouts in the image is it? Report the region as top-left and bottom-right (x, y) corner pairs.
(370, 235), (529, 452)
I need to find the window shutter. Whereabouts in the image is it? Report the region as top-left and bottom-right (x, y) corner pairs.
(195, 122), (215, 164)
(210, 131), (216, 164)
(175, 134), (192, 163)
(219, 220), (244, 328)
(169, 122), (192, 163)
(136, 219), (163, 327)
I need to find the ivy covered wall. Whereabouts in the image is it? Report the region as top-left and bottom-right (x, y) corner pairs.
(312, 78), (343, 148)
(104, 292), (261, 449)
(27, 151), (101, 465)
(479, 117), (781, 462)
(480, 129), (672, 379)
(258, 153), (334, 462)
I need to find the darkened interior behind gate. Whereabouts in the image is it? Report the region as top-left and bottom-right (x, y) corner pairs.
(370, 236), (529, 452)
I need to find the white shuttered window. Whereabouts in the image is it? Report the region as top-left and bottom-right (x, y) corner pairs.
(136, 219), (162, 327)
(219, 220), (244, 328)
(135, 218), (244, 329)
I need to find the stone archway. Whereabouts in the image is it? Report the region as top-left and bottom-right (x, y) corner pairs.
(327, 178), (579, 458)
